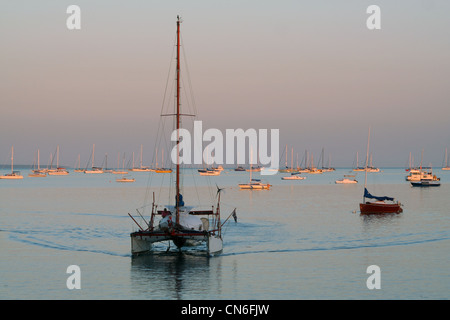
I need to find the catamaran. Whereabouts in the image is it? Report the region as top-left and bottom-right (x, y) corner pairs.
(129, 17), (235, 256)
(359, 128), (402, 214)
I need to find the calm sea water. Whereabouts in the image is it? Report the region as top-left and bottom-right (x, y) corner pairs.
(0, 168), (449, 299)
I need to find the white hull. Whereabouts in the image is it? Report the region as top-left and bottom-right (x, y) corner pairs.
(116, 178), (135, 183)
(282, 176), (305, 180)
(84, 170), (103, 174)
(239, 183), (271, 189)
(0, 174), (23, 180)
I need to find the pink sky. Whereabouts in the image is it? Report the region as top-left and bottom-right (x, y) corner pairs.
(1, 1), (450, 167)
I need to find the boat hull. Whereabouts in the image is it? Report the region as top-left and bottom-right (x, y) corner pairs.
(335, 179), (357, 184)
(282, 176), (305, 180)
(0, 174), (23, 179)
(360, 202), (402, 214)
(116, 178), (135, 183)
(410, 181), (440, 187)
(238, 183), (271, 189)
(130, 229), (209, 254)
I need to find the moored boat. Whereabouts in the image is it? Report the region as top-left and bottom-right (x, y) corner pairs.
(239, 179), (272, 189)
(282, 173), (305, 180)
(335, 177), (357, 184)
(359, 128), (402, 214)
(0, 146), (23, 180)
(128, 16), (234, 256)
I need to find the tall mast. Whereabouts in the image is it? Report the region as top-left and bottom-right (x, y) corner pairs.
(11, 146), (14, 173)
(92, 144), (95, 168)
(176, 16), (181, 222)
(363, 127), (371, 204)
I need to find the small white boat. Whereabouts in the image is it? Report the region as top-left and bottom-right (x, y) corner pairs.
(239, 180), (271, 189)
(335, 178), (358, 184)
(29, 149), (46, 177)
(0, 171), (23, 179)
(47, 146), (69, 175)
(84, 167), (104, 174)
(48, 168), (69, 175)
(116, 177), (135, 183)
(85, 144), (103, 173)
(198, 169), (221, 176)
(282, 174), (305, 180)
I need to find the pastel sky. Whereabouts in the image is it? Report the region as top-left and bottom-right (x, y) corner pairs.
(1, 0), (449, 167)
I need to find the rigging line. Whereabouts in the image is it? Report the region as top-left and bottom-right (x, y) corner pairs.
(180, 33), (198, 117)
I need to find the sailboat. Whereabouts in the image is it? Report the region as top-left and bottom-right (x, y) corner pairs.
(238, 149), (271, 189)
(112, 152), (128, 174)
(279, 145), (298, 173)
(29, 149), (46, 177)
(47, 145), (69, 175)
(129, 17), (233, 256)
(359, 128), (402, 214)
(353, 152), (366, 172)
(74, 154), (84, 172)
(84, 144), (103, 173)
(198, 147), (221, 175)
(151, 148), (172, 173)
(130, 145), (151, 172)
(0, 146), (23, 179)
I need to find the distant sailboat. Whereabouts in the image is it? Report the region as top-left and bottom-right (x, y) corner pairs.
(130, 145), (151, 172)
(151, 148), (172, 173)
(47, 145), (69, 175)
(74, 154), (84, 172)
(29, 149), (46, 177)
(84, 144), (103, 174)
(335, 174), (357, 184)
(281, 173), (305, 180)
(112, 152), (128, 174)
(0, 146), (23, 179)
(116, 176), (135, 183)
(239, 149), (271, 189)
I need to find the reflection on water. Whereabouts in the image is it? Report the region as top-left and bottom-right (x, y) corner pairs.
(130, 252), (223, 299)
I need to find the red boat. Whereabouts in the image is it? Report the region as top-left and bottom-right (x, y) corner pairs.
(360, 199), (403, 214)
(359, 127), (403, 215)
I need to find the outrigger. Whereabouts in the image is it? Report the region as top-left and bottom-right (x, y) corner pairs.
(128, 16), (235, 256)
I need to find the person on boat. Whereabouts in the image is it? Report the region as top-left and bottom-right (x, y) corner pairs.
(161, 208), (170, 218)
(176, 194), (185, 207)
